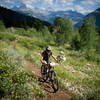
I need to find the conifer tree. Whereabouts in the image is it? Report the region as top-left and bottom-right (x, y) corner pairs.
(21, 17), (28, 30)
(0, 20), (5, 31)
(54, 17), (73, 45)
(79, 16), (98, 51)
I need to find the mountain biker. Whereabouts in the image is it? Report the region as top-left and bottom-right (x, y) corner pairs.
(41, 46), (59, 91)
(41, 45), (57, 68)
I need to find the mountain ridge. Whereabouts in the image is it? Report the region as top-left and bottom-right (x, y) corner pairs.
(85, 7), (100, 28)
(11, 5), (84, 26)
(75, 7), (100, 28)
(0, 6), (50, 29)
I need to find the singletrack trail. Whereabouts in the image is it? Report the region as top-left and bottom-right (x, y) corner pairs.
(10, 41), (73, 100)
(25, 60), (73, 100)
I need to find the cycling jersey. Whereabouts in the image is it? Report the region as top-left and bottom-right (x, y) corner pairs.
(42, 50), (52, 64)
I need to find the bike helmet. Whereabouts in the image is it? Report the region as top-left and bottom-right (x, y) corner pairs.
(46, 45), (52, 51)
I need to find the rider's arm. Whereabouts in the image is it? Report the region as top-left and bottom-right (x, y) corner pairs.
(41, 54), (47, 64)
(52, 53), (57, 62)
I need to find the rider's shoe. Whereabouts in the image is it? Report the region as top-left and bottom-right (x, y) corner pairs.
(50, 77), (53, 82)
(42, 70), (45, 75)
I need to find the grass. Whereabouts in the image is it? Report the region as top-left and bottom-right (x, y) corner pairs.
(0, 40), (9, 51)
(0, 27), (100, 100)
(0, 49), (45, 100)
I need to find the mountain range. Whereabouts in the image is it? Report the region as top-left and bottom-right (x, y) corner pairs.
(11, 3), (85, 26)
(0, 6), (50, 29)
(0, 4), (100, 29)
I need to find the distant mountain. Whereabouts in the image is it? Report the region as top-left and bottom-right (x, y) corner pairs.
(48, 10), (84, 25)
(85, 7), (100, 28)
(11, 5), (84, 26)
(75, 7), (100, 28)
(0, 6), (50, 29)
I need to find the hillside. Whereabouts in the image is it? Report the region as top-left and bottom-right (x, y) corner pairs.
(0, 26), (100, 100)
(85, 7), (100, 28)
(76, 7), (100, 28)
(0, 6), (50, 28)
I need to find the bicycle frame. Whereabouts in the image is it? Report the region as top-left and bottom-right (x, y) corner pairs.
(41, 62), (59, 92)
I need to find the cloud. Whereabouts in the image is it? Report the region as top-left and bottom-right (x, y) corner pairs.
(43, 0), (53, 6)
(75, 0), (100, 14)
(0, 0), (14, 4)
(20, 0), (53, 9)
(0, 0), (99, 14)
(75, 5), (93, 15)
(55, 0), (74, 6)
(0, 0), (75, 8)
(81, 0), (100, 7)
(0, 0), (22, 4)
(0, 0), (21, 7)
(0, 0), (54, 9)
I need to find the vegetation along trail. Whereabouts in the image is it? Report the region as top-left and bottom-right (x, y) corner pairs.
(25, 60), (73, 100)
(10, 39), (73, 100)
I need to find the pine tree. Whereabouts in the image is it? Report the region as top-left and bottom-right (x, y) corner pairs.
(0, 20), (5, 31)
(79, 16), (98, 51)
(54, 17), (73, 45)
(96, 27), (100, 53)
(21, 17), (28, 30)
(71, 29), (81, 50)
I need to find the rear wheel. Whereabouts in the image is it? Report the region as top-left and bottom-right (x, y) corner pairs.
(41, 65), (48, 81)
(51, 71), (59, 92)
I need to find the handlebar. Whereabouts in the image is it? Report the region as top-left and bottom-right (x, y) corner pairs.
(43, 62), (59, 67)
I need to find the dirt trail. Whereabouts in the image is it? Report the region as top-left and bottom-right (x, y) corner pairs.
(10, 41), (73, 100)
(25, 60), (73, 100)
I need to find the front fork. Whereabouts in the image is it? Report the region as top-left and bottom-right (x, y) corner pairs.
(48, 68), (54, 82)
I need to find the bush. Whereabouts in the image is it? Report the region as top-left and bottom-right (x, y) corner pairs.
(13, 27), (54, 47)
(0, 32), (16, 43)
(15, 28), (37, 37)
(18, 38), (36, 50)
(71, 32), (81, 50)
(0, 51), (32, 99)
(0, 50), (45, 100)
(74, 90), (100, 100)
(82, 49), (100, 62)
(17, 36), (50, 50)
(40, 26), (54, 43)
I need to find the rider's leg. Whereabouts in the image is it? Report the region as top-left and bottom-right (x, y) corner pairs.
(47, 60), (53, 81)
(42, 62), (47, 73)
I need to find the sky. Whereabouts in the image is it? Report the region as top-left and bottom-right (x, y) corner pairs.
(0, 0), (100, 15)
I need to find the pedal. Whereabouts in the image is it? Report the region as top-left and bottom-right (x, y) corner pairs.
(50, 78), (53, 82)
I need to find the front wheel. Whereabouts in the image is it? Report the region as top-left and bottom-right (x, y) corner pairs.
(51, 71), (59, 92)
(41, 65), (48, 81)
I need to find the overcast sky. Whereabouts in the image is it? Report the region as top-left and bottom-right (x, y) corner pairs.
(0, 0), (100, 14)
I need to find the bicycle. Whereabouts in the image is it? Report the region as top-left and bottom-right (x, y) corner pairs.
(41, 62), (59, 92)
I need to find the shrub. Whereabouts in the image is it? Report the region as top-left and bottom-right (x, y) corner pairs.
(40, 26), (54, 43)
(82, 49), (100, 62)
(71, 32), (81, 51)
(0, 32), (16, 43)
(0, 50), (45, 100)
(15, 28), (37, 37)
(18, 38), (36, 50)
(0, 51), (32, 99)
